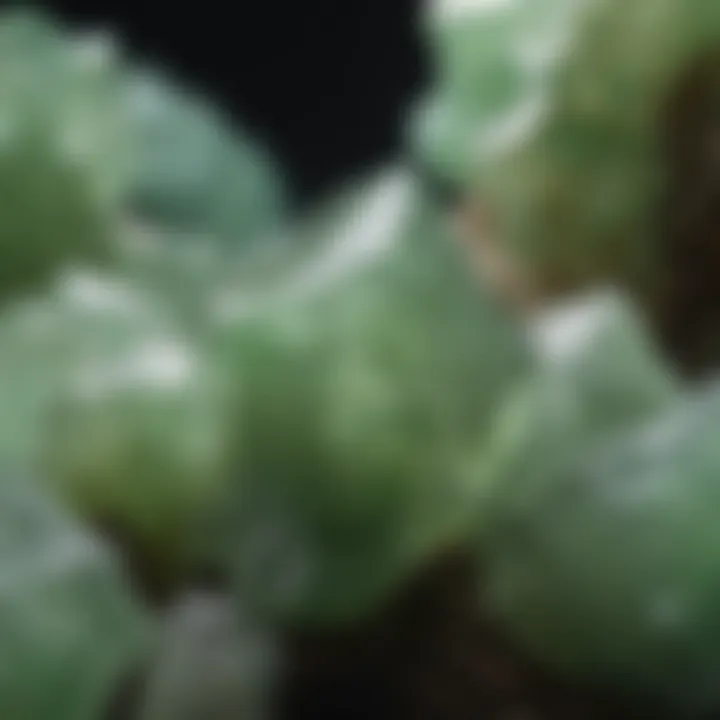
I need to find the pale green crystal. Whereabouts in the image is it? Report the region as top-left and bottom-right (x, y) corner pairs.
(483, 380), (720, 712)
(482, 290), (679, 521)
(220, 169), (530, 626)
(124, 67), (287, 248)
(415, 0), (720, 289)
(0, 10), (125, 300)
(0, 475), (148, 720)
(0, 269), (232, 577)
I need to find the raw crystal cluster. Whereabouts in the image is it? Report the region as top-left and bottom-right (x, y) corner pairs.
(415, 0), (720, 293)
(414, 2), (720, 709)
(4, 2), (720, 718)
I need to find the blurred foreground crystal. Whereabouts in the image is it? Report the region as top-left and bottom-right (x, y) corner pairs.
(482, 290), (679, 520)
(0, 269), (232, 587)
(484, 379), (720, 713)
(0, 476), (148, 720)
(529, 290), (679, 432)
(123, 67), (287, 250)
(140, 593), (277, 720)
(414, 0), (720, 293)
(0, 10), (125, 301)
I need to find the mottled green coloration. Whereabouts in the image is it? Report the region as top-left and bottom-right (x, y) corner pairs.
(481, 291), (679, 518)
(0, 270), (231, 579)
(0, 475), (148, 720)
(0, 9), (287, 309)
(124, 67), (287, 247)
(483, 381), (720, 712)
(0, 10), (124, 300)
(112, 67), (291, 330)
(415, 0), (720, 290)
(220, 170), (530, 626)
(477, 292), (720, 710)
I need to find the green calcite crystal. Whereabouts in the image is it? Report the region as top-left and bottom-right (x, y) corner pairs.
(483, 380), (720, 712)
(0, 475), (148, 720)
(110, 66), (291, 329)
(0, 269), (232, 581)
(0, 9), (288, 309)
(219, 168), (530, 626)
(123, 67), (287, 248)
(116, 220), (296, 336)
(415, 0), (720, 291)
(140, 593), (278, 720)
(482, 290), (679, 521)
(414, 0), (577, 185)
(0, 11), (125, 300)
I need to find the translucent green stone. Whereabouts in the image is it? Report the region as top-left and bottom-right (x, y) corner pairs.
(483, 381), (720, 711)
(0, 475), (148, 720)
(415, 0), (720, 289)
(220, 169), (530, 626)
(0, 10), (125, 301)
(123, 67), (287, 248)
(0, 9), (288, 309)
(482, 290), (679, 521)
(0, 269), (232, 579)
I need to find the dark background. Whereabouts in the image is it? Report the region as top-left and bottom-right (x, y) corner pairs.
(46, 0), (428, 208)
